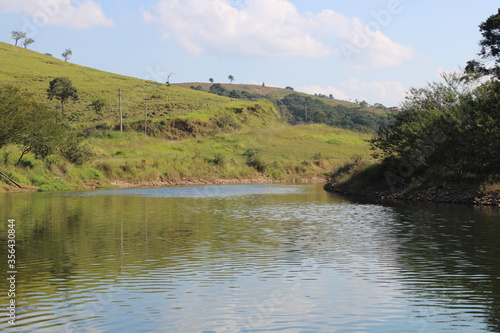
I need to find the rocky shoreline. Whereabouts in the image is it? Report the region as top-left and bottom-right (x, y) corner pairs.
(324, 182), (500, 206)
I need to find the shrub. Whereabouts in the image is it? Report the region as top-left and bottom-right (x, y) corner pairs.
(242, 148), (267, 172)
(212, 153), (226, 166)
(59, 135), (94, 165)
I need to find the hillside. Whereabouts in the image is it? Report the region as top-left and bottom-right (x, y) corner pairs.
(175, 82), (394, 132)
(175, 82), (389, 114)
(0, 42), (374, 192)
(0, 42), (237, 123)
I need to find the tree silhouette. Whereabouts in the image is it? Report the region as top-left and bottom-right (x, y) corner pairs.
(62, 48), (72, 62)
(11, 31), (26, 46)
(228, 75), (234, 83)
(22, 38), (35, 49)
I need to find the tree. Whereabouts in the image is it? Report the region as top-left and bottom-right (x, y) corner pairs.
(62, 48), (72, 62)
(465, 9), (500, 79)
(22, 38), (35, 49)
(47, 77), (79, 119)
(11, 31), (26, 46)
(479, 8), (500, 75)
(228, 75), (234, 83)
(209, 78), (214, 83)
(209, 83), (228, 96)
(166, 72), (174, 85)
(0, 85), (65, 164)
(90, 99), (106, 120)
(370, 72), (500, 181)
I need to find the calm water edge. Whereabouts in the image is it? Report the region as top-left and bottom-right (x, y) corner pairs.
(1, 183), (500, 332)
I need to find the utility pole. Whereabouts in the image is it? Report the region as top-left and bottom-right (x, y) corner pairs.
(144, 98), (151, 135)
(118, 89), (123, 132)
(305, 97), (308, 123)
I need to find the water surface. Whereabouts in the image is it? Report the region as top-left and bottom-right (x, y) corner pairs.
(1, 184), (499, 332)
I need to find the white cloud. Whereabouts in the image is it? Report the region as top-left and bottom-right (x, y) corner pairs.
(310, 9), (414, 68)
(298, 79), (407, 106)
(144, 0), (413, 66)
(144, 0), (328, 58)
(0, 0), (114, 29)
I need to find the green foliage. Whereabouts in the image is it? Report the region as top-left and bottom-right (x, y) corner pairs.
(0, 85), (67, 163)
(464, 9), (500, 79)
(478, 8), (500, 77)
(90, 99), (106, 119)
(59, 134), (94, 165)
(211, 153), (225, 166)
(47, 77), (79, 118)
(370, 73), (500, 183)
(242, 148), (267, 172)
(277, 93), (392, 132)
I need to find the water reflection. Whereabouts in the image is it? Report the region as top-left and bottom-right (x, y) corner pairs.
(0, 185), (498, 332)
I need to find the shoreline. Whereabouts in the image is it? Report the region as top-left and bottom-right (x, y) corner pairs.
(2, 176), (328, 193)
(324, 182), (500, 206)
(110, 177), (327, 189)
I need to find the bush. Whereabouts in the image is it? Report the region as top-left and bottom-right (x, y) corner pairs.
(59, 135), (94, 165)
(96, 162), (113, 177)
(211, 153), (226, 166)
(242, 148), (267, 172)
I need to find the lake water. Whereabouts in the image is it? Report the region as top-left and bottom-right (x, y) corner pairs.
(1, 183), (500, 332)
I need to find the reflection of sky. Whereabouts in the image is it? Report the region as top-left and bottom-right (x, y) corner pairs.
(3, 184), (496, 332)
(67, 184), (307, 198)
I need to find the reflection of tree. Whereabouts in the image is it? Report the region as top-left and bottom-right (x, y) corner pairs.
(388, 203), (500, 331)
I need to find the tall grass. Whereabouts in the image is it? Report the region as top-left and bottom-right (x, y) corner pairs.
(0, 124), (372, 191)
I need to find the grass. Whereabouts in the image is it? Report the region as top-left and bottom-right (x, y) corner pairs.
(0, 124), (372, 191)
(175, 82), (386, 113)
(0, 42), (236, 123)
(0, 41), (375, 192)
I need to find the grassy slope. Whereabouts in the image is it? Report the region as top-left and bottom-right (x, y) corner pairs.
(0, 124), (371, 191)
(0, 42), (234, 122)
(175, 82), (387, 114)
(0, 42), (373, 191)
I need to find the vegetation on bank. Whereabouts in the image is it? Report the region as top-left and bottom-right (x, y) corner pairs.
(0, 38), (379, 192)
(327, 9), (500, 195)
(0, 123), (371, 192)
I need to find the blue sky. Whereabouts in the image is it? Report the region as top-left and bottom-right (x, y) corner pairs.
(0, 0), (498, 106)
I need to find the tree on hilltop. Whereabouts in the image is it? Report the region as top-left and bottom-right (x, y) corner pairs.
(228, 75), (234, 83)
(62, 48), (72, 62)
(11, 31), (26, 46)
(22, 38), (35, 49)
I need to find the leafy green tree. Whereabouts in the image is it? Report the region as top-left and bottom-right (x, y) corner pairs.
(47, 77), (79, 119)
(465, 9), (500, 78)
(0, 85), (66, 164)
(11, 31), (26, 46)
(370, 73), (500, 181)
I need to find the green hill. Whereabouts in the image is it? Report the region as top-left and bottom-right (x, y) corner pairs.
(0, 42), (238, 123)
(175, 82), (394, 132)
(175, 82), (373, 110)
(0, 41), (373, 192)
